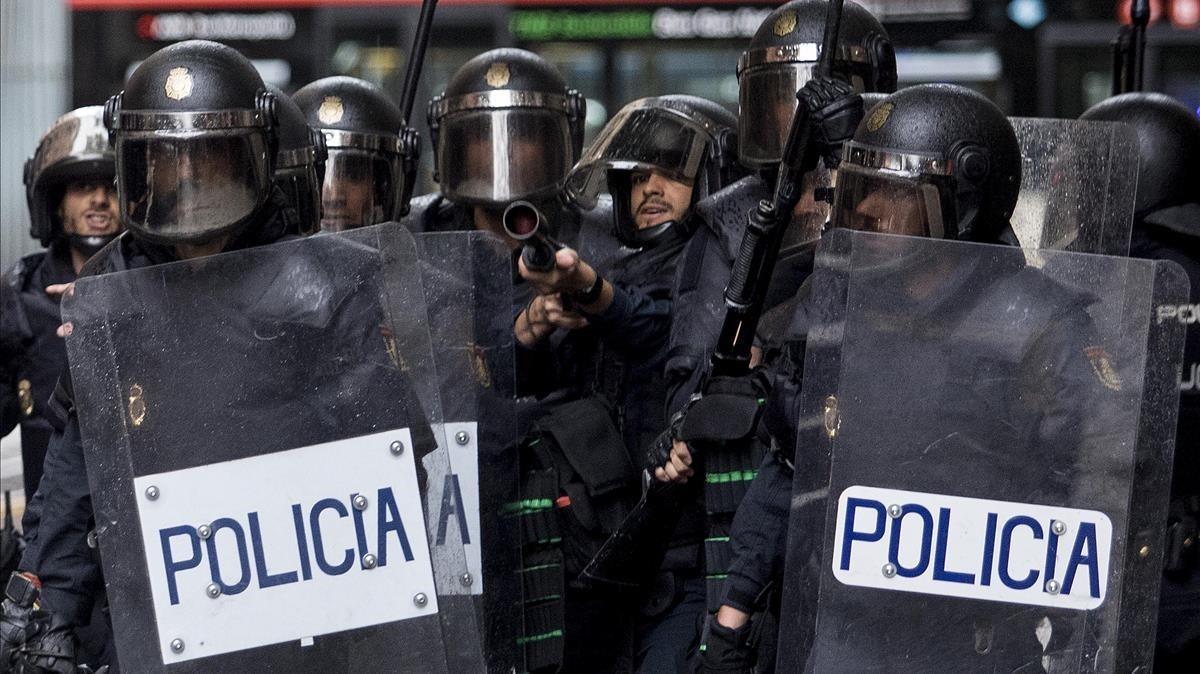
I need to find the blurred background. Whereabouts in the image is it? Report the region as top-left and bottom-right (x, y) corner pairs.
(1, 0), (1199, 275)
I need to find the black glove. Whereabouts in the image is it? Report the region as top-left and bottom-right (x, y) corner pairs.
(2, 572), (38, 671)
(693, 615), (755, 673)
(797, 76), (863, 170)
(678, 368), (773, 449)
(16, 611), (78, 674)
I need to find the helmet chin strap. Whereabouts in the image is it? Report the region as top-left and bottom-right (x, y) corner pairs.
(67, 232), (118, 258)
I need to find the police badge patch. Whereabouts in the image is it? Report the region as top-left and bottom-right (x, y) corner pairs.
(1084, 346), (1122, 391)
(164, 67), (193, 101)
(773, 11), (797, 37)
(318, 96), (345, 125)
(866, 102), (894, 132)
(485, 62), (511, 88)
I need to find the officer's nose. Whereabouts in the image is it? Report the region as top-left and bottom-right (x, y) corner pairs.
(641, 172), (665, 197)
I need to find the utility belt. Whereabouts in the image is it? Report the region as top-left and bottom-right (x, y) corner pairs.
(1165, 495), (1200, 575)
(514, 395), (640, 672)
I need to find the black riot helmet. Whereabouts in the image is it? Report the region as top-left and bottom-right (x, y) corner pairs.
(293, 76), (416, 232)
(267, 85), (326, 235)
(566, 95), (741, 247)
(1080, 93), (1200, 218)
(831, 84), (1022, 244)
(738, 0), (896, 169)
(428, 48), (586, 207)
(24, 106), (118, 250)
(103, 40), (279, 245)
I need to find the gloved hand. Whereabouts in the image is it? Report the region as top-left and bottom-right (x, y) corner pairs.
(797, 75), (863, 170)
(16, 611), (79, 674)
(692, 614), (755, 673)
(678, 368), (773, 449)
(2, 572), (39, 671)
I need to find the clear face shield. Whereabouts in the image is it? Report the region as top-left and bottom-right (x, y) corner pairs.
(116, 123), (272, 244)
(565, 102), (712, 210)
(433, 91), (575, 206)
(273, 148), (322, 236)
(832, 164), (948, 239)
(318, 146), (402, 232)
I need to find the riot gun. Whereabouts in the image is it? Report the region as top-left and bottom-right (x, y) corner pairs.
(1111, 0), (1149, 95)
(580, 0), (849, 591)
(503, 200), (566, 273)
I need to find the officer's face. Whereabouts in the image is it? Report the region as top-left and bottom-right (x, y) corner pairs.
(59, 178), (119, 236)
(321, 174), (374, 232)
(630, 169), (693, 229)
(842, 185), (930, 237)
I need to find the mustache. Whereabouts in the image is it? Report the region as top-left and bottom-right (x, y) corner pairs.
(635, 196), (672, 214)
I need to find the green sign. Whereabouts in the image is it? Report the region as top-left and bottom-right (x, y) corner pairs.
(509, 10), (654, 41)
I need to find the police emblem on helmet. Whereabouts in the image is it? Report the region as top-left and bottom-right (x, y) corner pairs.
(164, 67), (193, 101)
(866, 102), (894, 133)
(773, 11), (797, 37)
(1084, 346), (1122, 391)
(318, 96), (345, 125)
(485, 62), (511, 88)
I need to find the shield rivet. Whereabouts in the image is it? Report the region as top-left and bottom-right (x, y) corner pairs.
(887, 504), (902, 519)
(881, 563), (897, 578)
(170, 638), (185, 653)
(390, 440), (405, 456)
(197, 524), (212, 539)
(460, 573), (473, 587)
(353, 494), (369, 511)
(1045, 579), (1060, 595)
(1051, 520), (1066, 536)
(413, 592), (428, 608)
(1139, 545), (1151, 558)
(455, 431), (470, 446)
(206, 583), (221, 599)
(86, 530), (98, 549)
(145, 486), (160, 501)
(1184, 537), (1194, 549)
(362, 553), (378, 569)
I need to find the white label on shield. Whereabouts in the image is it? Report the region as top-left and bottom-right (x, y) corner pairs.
(426, 422), (483, 596)
(832, 485), (1112, 610)
(135, 428), (438, 664)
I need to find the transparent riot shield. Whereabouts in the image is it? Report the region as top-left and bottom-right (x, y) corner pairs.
(1010, 118), (1139, 255)
(61, 225), (479, 671)
(410, 230), (521, 672)
(776, 229), (1189, 672)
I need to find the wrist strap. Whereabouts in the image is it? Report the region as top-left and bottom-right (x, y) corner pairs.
(569, 273), (604, 305)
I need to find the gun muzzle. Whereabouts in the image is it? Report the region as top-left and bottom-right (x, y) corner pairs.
(502, 200), (543, 240)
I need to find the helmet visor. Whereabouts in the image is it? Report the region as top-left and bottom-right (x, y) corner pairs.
(437, 109), (572, 205)
(275, 164), (323, 235)
(319, 148), (401, 232)
(738, 62), (818, 167)
(117, 130), (270, 243)
(566, 106), (709, 209)
(832, 164), (947, 238)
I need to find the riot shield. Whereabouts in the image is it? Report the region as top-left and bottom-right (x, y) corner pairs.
(776, 229), (1189, 672)
(62, 225), (480, 671)
(410, 230), (522, 672)
(1010, 118), (1139, 255)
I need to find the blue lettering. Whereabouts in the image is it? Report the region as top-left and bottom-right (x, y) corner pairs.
(436, 474), (470, 546)
(205, 517), (251, 596)
(840, 498), (886, 571)
(292, 503), (313, 581)
(999, 515), (1042, 590)
(350, 493), (371, 568)
(980, 512), (998, 586)
(887, 504), (933, 578)
(160, 525), (201, 606)
(1061, 522), (1101, 599)
(248, 512), (298, 589)
(1044, 525), (1061, 588)
(932, 507), (975, 584)
(377, 487), (414, 566)
(309, 498), (354, 576)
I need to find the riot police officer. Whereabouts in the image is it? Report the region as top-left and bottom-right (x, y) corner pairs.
(1081, 92), (1200, 668)
(267, 84), (326, 235)
(2, 107), (121, 500)
(665, 0), (897, 418)
(403, 48), (589, 246)
(515, 95), (743, 672)
(665, 84), (1038, 670)
(2, 39), (302, 671)
(293, 76), (416, 232)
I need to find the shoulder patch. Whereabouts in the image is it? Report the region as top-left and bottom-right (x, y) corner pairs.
(1083, 346), (1122, 391)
